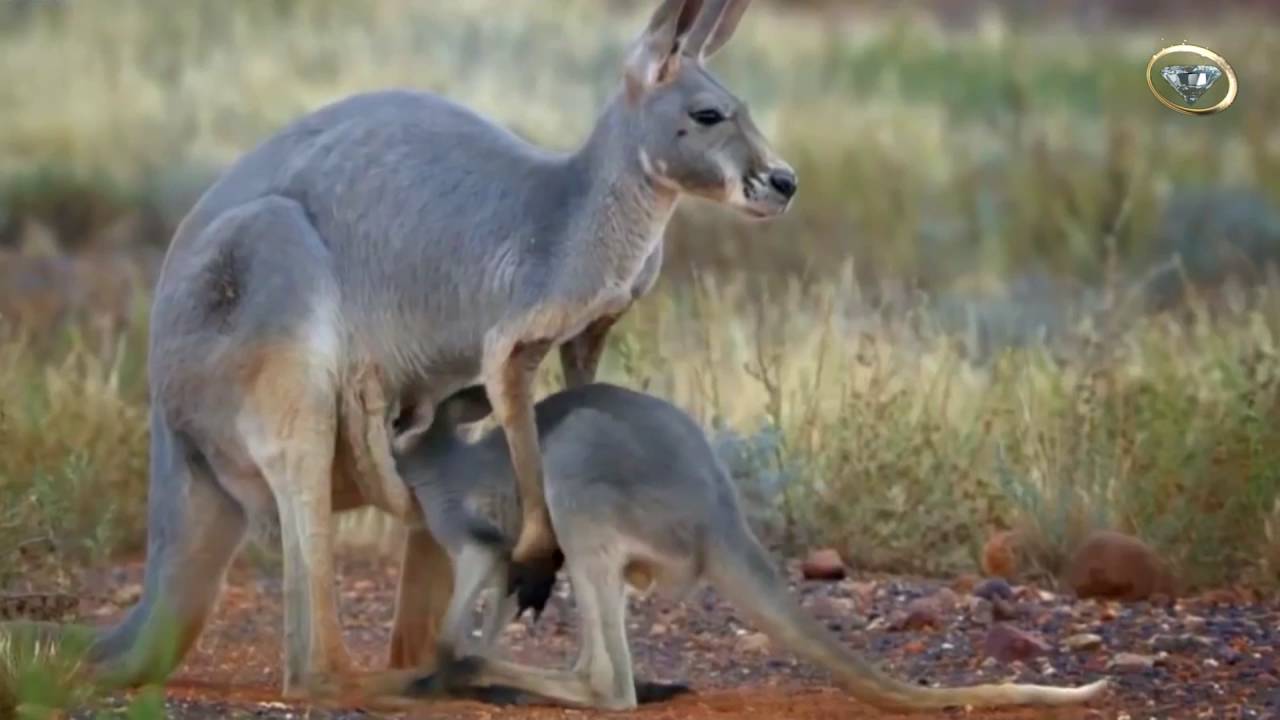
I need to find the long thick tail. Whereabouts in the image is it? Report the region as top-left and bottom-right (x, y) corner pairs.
(55, 411), (249, 690)
(705, 523), (1108, 712)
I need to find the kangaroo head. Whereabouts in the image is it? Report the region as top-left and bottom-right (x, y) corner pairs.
(621, 0), (796, 220)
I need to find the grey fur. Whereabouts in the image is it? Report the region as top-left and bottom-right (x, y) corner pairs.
(401, 384), (1110, 711)
(69, 0), (796, 699)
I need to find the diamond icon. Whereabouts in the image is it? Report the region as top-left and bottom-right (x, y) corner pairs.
(1160, 64), (1222, 106)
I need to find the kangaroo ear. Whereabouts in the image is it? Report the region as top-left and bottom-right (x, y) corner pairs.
(683, 0), (752, 62)
(623, 0), (705, 102)
(442, 386), (493, 425)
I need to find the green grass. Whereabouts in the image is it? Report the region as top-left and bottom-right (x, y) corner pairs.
(0, 621), (170, 718)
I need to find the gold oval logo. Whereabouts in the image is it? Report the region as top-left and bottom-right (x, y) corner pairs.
(1146, 44), (1238, 116)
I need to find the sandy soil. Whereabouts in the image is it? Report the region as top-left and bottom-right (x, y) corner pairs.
(66, 553), (1279, 719)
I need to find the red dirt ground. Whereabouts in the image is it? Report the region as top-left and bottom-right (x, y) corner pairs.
(71, 552), (1279, 719)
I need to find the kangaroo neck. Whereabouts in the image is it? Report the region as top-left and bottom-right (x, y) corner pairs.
(555, 95), (677, 281)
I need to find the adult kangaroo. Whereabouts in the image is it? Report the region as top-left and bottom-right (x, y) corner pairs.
(72, 0), (796, 699)
(397, 383), (1109, 712)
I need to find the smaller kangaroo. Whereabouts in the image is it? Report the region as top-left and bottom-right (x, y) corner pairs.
(393, 383), (1110, 712)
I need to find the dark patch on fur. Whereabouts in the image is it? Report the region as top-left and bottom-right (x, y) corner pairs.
(635, 680), (694, 704)
(507, 548), (565, 622)
(466, 518), (509, 551)
(202, 243), (246, 331)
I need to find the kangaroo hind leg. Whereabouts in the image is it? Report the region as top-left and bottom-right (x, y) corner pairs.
(238, 346), (354, 698)
(190, 196), (358, 697)
(409, 557), (634, 710)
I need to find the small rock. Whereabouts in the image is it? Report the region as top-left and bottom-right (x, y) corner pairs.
(734, 632), (771, 654)
(902, 640), (926, 655)
(1109, 652), (1156, 672)
(1064, 633), (1104, 652)
(650, 623), (668, 637)
(1063, 529), (1177, 602)
(991, 599), (1021, 622)
(801, 548), (847, 581)
(932, 587), (960, 610)
(889, 596), (945, 631)
(1183, 615), (1207, 633)
(112, 584), (142, 606)
(950, 574), (981, 594)
(840, 579), (878, 606)
(1219, 647), (1243, 665)
(972, 578), (1015, 602)
(982, 623), (1051, 664)
(1149, 633), (1211, 653)
(969, 598), (995, 624)
(810, 595), (858, 617)
(981, 530), (1022, 579)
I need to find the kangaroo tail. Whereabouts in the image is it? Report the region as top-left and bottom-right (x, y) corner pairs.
(705, 523), (1108, 712)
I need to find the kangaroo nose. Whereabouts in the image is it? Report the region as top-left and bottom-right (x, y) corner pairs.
(768, 168), (798, 199)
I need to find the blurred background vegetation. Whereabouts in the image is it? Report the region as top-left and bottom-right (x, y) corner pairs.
(2, 0), (1279, 603)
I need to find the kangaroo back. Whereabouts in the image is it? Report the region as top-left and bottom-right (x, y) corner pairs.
(705, 516), (1109, 711)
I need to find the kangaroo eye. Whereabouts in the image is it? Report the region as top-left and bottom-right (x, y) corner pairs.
(689, 108), (726, 126)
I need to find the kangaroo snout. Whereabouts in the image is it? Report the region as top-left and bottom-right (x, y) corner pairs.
(767, 166), (798, 199)
(741, 162), (798, 219)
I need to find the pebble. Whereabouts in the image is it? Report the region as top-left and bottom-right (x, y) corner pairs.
(1149, 633), (1211, 653)
(969, 598), (994, 625)
(1109, 652), (1157, 672)
(889, 596), (945, 631)
(933, 587), (961, 609)
(1064, 633), (1104, 652)
(992, 598), (1021, 622)
(972, 578), (1015, 602)
(841, 579), (878, 606)
(800, 548), (847, 581)
(982, 623), (1051, 664)
(734, 632), (771, 654)
(1219, 647), (1244, 665)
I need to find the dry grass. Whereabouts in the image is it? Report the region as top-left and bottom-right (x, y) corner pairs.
(1, 0), (1279, 600)
(3, 267), (1278, 593)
